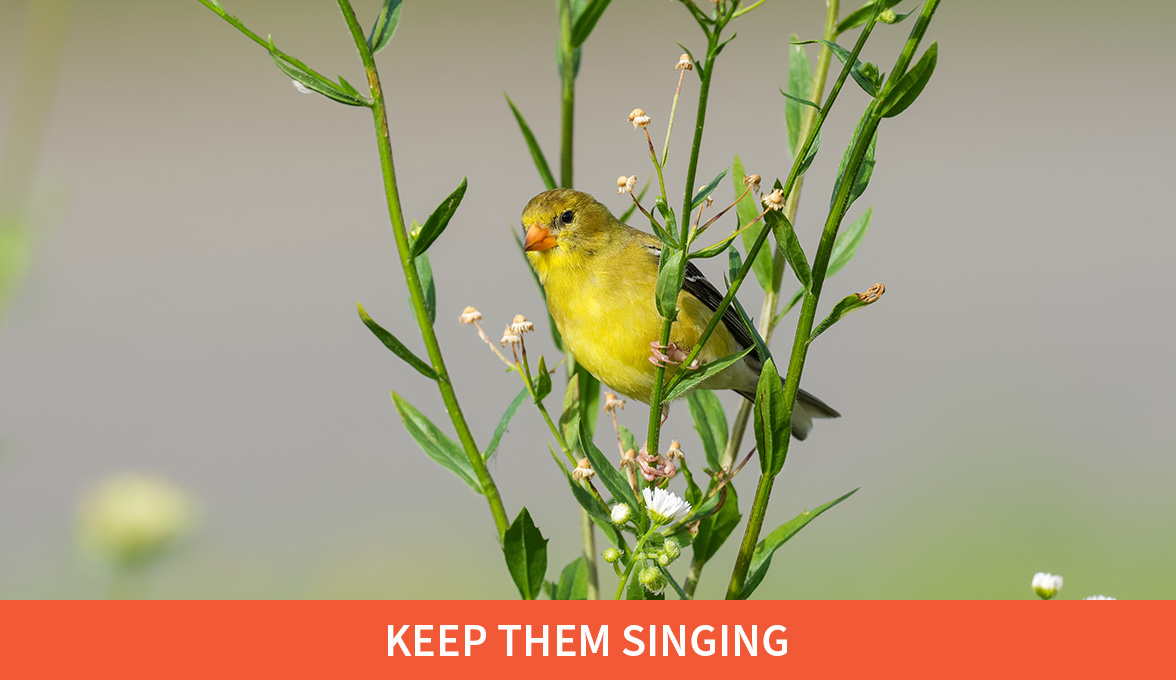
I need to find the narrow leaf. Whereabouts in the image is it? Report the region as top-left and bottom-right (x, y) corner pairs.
(485, 387), (529, 460)
(390, 390), (482, 494)
(580, 419), (639, 511)
(337, 76), (364, 98)
(785, 36), (813, 157)
(410, 178), (468, 258)
(618, 425), (639, 455)
(830, 107), (878, 211)
(571, 0), (612, 47)
(836, 0), (903, 35)
(729, 288), (772, 365)
(559, 380), (581, 452)
(367, 0), (403, 54)
(828, 208), (872, 279)
(503, 507), (548, 600)
(576, 365), (601, 439)
(268, 42), (368, 107)
(732, 155), (773, 290)
(534, 356), (553, 402)
(753, 359), (789, 477)
(807, 287), (883, 345)
(654, 247), (685, 321)
(739, 488), (859, 599)
(764, 210), (812, 290)
(691, 169), (729, 211)
(685, 390), (728, 470)
(567, 474), (626, 550)
(692, 484), (741, 564)
(798, 130), (821, 176)
(663, 348), (753, 402)
(357, 304), (437, 380)
(505, 94), (557, 191)
(793, 39), (878, 96)
(879, 42), (938, 118)
(414, 252), (436, 323)
(553, 557), (589, 599)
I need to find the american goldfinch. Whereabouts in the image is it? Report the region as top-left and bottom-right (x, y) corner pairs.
(522, 189), (839, 439)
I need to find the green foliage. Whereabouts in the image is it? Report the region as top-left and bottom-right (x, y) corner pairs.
(413, 252), (436, 323)
(356, 304), (436, 380)
(764, 210), (812, 290)
(503, 507), (548, 600)
(389, 390), (482, 494)
(552, 557), (589, 599)
(808, 288), (883, 344)
(879, 42), (938, 118)
(410, 178), (467, 258)
(785, 36), (813, 157)
(794, 39), (880, 96)
(753, 359), (789, 477)
(836, 0), (903, 35)
(732, 155), (773, 290)
(366, 0), (403, 54)
(738, 489), (859, 599)
(267, 38), (369, 107)
(830, 104), (878, 211)
(685, 391), (728, 470)
(576, 365), (601, 439)
(692, 485), (741, 565)
(485, 388), (529, 460)
(654, 246), (685, 321)
(534, 356), (553, 402)
(570, 0), (612, 47)
(504, 94), (557, 191)
(691, 169), (728, 211)
(579, 420), (639, 511)
(663, 348), (752, 402)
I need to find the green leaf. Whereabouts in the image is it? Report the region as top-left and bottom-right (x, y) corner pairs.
(580, 419), (639, 511)
(534, 355), (553, 402)
(410, 178), (467, 258)
(836, 0), (903, 35)
(828, 207), (872, 279)
(727, 285), (772, 365)
(807, 288), (883, 345)
(552, 557), (589, 599)
(390, 390), (482, 494)
(663, 348), (752, 402)
(503, 507), (548, 600)
(654, 247), (685, 321)
(685, 391), (728, 470)
(571, 0), (612, 47)
(337, 76), (364, 99)
(576, 365), (601, 439)
(618, 425), (639, 455)
(357, 304), (437, 380)
(691, 169), (728, 211)
(485, 387), (529, 460)
(728, 246), (743, 285)
(785, 36), (813, 157)
(559, 380), (581, 452)
(793, 39), (878, 96)
(830, 106), (878, 210)
(504, 94), (557, 191)
(627, 573), (664, 600)
(692, 484), (740, 564)
(764, 210), (811, 290)
(732, 155), (773, 290)
(676, 42), (702, 79)
(367, 0), (403, 54)
(267, 40), (369, 107)
(567, 474), (626, 550)
(413, 252), (436, 323)
(753, 359), (789, 477)
(798, 130), (821, 176)
(879, 41), (938, 118)
(739, 488), (859, 599)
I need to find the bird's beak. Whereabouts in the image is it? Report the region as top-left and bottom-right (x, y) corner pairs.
(523, 224), (558, 252)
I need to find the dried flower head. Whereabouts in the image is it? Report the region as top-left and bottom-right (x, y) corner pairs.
(696, 186), (714, 208)
(458, 306), (482, 325)
(500, 325), (521, 346)
(856, 282), (886, 303)
(628, 108), (651, 129)
(762, 188), (786, 212)
(743, 174), (762, 193)
(617, 175), (637, 195)
(620, 448), (637, 469)
(510, 314), (534, 334)
(665, 440), (684, 460)
(603, 392), (626, 415)
(675, 54), (693, 71)
(572, 458), (596, 481)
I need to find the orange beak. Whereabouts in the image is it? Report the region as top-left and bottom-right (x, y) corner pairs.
(523, 224), (558, 252)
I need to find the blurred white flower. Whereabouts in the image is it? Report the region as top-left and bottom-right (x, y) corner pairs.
(78, 473), (196, 567)
(1032, 572), (1063, 600)
(642, 486), (691, 526)
(1084, 595), (1116, 600)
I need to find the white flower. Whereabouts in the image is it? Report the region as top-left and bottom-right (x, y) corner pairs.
(642, 486), (691, 526)
(610, 503), (632, 524)
(1032, 572), (1063, 600)
(1084, 595), (1116, 600)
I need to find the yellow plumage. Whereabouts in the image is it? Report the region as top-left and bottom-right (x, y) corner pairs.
(521, 188), (837, 439)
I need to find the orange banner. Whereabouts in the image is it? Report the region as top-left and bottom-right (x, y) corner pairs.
(1, 601), (1165, 677)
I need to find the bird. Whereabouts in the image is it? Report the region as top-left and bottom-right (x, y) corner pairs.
(521, 188), (839, 440)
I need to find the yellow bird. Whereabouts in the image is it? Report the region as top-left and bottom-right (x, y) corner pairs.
(521, 188), (839, 440)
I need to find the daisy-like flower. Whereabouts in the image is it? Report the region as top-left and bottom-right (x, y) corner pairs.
(510, 314), (534, 334)
(603, 392), (626, 415)
(617, 175), (637, 195)
(1084, 595), (1116, 600)
(628, 108), (651, 129)
(675, 53), (693, 71)
(500, 325), (521, 346)
(1032, 572), (1063, 600)
(458, 306), (482, 324)
(642, 486), (691, 526)
(762, 187), (786, 212)
(743, 174), (762, 193)
(856, 282), (886, 303)
(571, 458), (595, 481)
(610, 503), (632, 524)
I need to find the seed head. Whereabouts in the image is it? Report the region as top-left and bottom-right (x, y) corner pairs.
(762, 188), (786, 212)
(458, 306), (482, 325)
(665, 440), (684, 460)
(675, 54), (693, 71)
(617, 175), (637, 195)
(572, 457), (596, 481)
(510, 314), (534, 334)
(743, 174), (762, 193)
(500, 325), (521, 346)
(603, 392), (626, 415)
(628, 108), (651, 129)
(856, 282), (886, 303)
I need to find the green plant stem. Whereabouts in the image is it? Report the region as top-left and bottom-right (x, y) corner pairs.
(718, 0), (839, 473)
(580, 508), (599, 599)
(197, 0), (340, 87)
(559, 0), (575, 188)
(684, 554), (704, 598)
(613, 529), (657, 599)
(336, 0), (509, 540)
(727, 1), (923, 599)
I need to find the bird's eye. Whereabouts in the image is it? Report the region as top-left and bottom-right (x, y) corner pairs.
(561, 210), (574, 224)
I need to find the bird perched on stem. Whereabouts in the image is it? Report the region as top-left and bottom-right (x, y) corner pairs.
(521, 188), (838, 439)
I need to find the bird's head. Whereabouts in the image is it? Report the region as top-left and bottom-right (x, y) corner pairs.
(520, 189), (617, 267)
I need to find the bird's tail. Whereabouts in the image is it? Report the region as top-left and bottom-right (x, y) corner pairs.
(734, 387), (840, 441)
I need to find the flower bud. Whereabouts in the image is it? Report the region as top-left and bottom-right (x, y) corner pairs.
(610, 503), (632, 524)
(657, 553), (671, 567)
(78, 473), (196, 567)
(879, 9), (898, 23)
(602, 547), (621, 564)
(638, 567), (667, 593)
(663, 538), (681, 560)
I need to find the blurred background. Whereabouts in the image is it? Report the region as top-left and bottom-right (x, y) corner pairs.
(1, 0), (1173, 599)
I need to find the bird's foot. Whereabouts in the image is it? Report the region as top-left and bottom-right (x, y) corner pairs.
(648, 342), (700, 369)
(637, 443), (677, 482)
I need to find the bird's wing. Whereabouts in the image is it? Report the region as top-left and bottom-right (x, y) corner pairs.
(640, 243), (756, 352)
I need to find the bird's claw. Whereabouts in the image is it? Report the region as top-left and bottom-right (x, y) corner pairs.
(648, 341), (699, 369)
